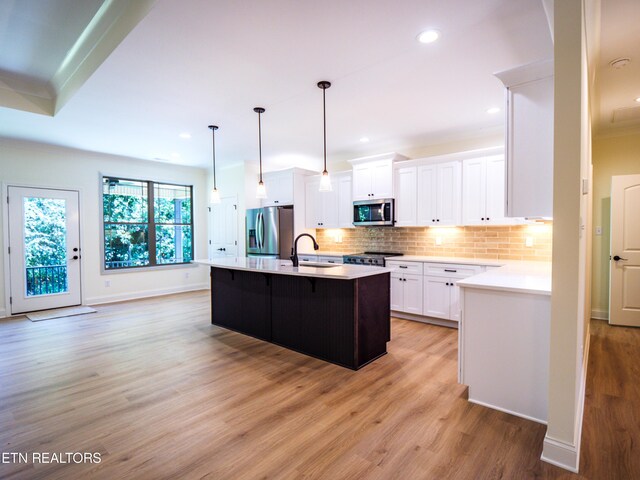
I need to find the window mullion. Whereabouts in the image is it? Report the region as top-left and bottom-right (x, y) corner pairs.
(148, 181), (157, 266)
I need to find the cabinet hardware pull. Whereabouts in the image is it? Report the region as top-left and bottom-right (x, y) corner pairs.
(399, 265), (408, 269)
(444, 269), (456, 272)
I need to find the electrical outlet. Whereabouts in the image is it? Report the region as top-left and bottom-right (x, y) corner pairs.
(104, 280), (111, 287)
(595, 226), (602, 236)
(525, 237), (534, 247)
(435, 237), (443, 246)
(184, 271), (190, 279)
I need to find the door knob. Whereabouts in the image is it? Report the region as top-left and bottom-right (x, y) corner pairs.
(72, 255), (79, 260)
(73, 247), (79, 252)
(613, 255), (628, 261)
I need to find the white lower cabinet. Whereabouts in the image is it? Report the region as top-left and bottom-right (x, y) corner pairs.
(423, 276), (462, 321)
(390, 273), (423, 315)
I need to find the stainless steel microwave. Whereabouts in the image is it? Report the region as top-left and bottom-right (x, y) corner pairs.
(353, 198), (394, 226)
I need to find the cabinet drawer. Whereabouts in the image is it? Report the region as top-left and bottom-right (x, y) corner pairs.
(424, 263), (482, 278)
(318, 256), (343, 264)
(386, 261), (423, 275)
(298, 255), (318, 263)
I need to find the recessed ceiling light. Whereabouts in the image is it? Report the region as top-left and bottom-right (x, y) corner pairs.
(635, 97), (640, 103)
(170, 152), (180, 159)
(417, 30), (440, 44)
(359, 136), (370, 143)
(486, 107), (501, 114)
(179, 132), (191, 139)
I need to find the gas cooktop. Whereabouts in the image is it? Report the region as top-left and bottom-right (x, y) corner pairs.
(342, 251), (403, 267)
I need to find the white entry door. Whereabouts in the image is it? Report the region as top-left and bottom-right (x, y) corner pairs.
(8, 187), (81, 314)
(209, 196), (238, 258)
(609, 174), (640, 327)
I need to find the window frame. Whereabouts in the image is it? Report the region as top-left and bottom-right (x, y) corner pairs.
(100, 174), (194, 272)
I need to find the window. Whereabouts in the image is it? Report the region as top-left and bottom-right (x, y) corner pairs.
(102, 177), (193, 270)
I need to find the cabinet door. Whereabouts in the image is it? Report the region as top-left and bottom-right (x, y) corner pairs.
(403, 274), (423, 315)
(338, 175), (353, 228)
(436, 161), (461, 226)
(484, 155), (510, 225)
(462, 158), (487, 225)
(321, 178), (339, 228)
(394, 166), (417, 226)
(423, 275), (450, 319)
(352, 164), (373, 201)
(262, 172), (294, 206)
(390, 273), (404, 311)
(371, 160), (393, 198)
(449, 281), (461, 322)
(305, 179), (322, 228)
(417, 165), (438, 225)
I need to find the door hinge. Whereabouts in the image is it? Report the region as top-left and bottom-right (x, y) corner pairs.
(209, 240), (211, 245)
(235, 241), (238, 245)
(6, 195), (9, 204)
(234, 204), (237, 210)
(7, 246), (10, 254)
(208, 207), (211, 212)
(9, 297), (12, 305)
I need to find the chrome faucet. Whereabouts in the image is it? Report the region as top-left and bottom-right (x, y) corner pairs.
(290, 233), (319, 267)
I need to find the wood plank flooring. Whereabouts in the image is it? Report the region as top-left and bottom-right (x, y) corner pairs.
(0, 291), (636, 479)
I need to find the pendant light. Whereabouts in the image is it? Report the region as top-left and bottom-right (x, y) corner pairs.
(254, 107), (267, 199)
(318, 80), (332, 192)
(208, 125), (221, 204)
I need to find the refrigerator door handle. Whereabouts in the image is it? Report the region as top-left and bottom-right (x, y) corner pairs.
(260, 212), (265, 251)
(257, 211), (263, 250)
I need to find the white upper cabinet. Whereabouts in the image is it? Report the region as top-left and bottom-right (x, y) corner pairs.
(495, 59), (554, 218)
(349, 152), (407, 201)
(417, 161), (461, 226)
(304, 172), (352, 229)
(462, 155), (512, 225)
(337, 175), (353, 228)
(394, 166), (417, 226)
(261, 170), (295, 207)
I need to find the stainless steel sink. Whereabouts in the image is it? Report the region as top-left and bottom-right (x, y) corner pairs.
(299, 262), (340, 268)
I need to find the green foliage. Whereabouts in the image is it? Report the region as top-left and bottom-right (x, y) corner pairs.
(24, 198), (66, 267)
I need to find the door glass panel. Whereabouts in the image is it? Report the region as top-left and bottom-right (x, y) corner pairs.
(23, 197), (68, 296)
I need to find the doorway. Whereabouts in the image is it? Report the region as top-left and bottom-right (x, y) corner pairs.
(609, 174), (640, 327)
(209, 195), (238, 258)
(7, 186), (82, 314)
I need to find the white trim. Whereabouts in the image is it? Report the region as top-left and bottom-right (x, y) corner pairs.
(0, 308), (6, 319)
(85, 283), (209, 306)
(467, 397), (547, 425)
(591, 308), (608, 321)
(541, 436), (579, 473)
(541, 321), (591, 473)
(391, 310), (458, 329)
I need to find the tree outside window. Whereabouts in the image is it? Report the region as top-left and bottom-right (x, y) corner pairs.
(102, 177), (193, 270)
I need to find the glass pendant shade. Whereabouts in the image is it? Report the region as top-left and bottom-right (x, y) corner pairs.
(210, 187), (221, 204)
(256, 180), (267, 199)
(319, 170), (332, 192)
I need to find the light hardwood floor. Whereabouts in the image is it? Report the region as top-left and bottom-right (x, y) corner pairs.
(0, 291), (636, 479)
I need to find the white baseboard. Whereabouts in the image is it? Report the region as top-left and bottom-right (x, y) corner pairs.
(591, 308), (608, 321)
(0, 308), (6, 319)
(85, 283), (209, 306)
(467, 397), (547, 425)
(391, 311), (458, 329)
(541, 321), (591, 473)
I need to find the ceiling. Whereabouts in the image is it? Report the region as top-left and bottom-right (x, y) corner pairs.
(593, 0), (640, 136)
(0, 0), (563, 170)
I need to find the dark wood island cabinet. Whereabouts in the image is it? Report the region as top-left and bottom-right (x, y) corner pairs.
(204, 258), (391, 370)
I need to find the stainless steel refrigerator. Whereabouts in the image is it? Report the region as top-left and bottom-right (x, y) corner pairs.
(246, 206), (294, 258)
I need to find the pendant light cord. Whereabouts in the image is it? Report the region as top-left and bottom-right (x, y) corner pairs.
(208, 125), (218, 190)
(254, 107), (265, 183)
(322, 86), (327, 174)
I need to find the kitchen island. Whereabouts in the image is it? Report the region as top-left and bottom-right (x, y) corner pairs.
(197, 257), (392, 370)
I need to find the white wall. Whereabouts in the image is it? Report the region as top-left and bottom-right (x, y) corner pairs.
(0, 138), (210, 317)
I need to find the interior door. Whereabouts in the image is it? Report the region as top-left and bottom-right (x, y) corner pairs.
(8, 186), (81, 314)
(609, 174), (640, 326)
(209, 196), (238, 257)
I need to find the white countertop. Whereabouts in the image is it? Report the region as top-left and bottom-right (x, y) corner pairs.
(386, 255), (516, 267)
(196, 257), (391, 280)
(456, 261), (551, 296)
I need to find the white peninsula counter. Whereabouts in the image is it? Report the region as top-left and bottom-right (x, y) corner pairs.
(457, 261), (551, 424)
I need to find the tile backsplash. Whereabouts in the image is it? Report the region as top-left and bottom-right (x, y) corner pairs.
(315, 224), (552, 261)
